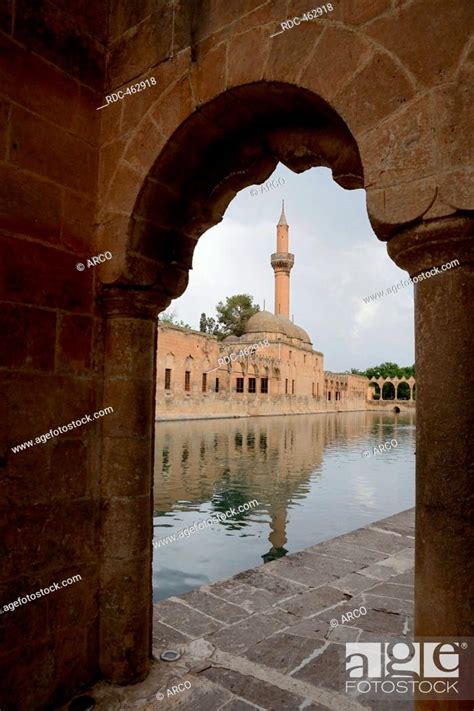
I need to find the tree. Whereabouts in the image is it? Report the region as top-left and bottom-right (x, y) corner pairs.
(352, 363), (416, 379)
(215, 294), (260, 339)
(159, 310), (191, 330)
(199, 312), (219, 336)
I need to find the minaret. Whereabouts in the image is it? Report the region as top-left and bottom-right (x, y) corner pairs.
(271, 201), (294, 318)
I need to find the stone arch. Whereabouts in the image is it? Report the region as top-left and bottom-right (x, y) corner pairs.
(94, 7), (474, 691)
(369, 381), (380, 400)
(397, 380), (411, 400)
(382, 380), (396, 401)
(165, 352), (175, 368)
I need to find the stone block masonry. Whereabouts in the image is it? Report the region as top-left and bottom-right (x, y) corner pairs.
(66, 510), (416, 709)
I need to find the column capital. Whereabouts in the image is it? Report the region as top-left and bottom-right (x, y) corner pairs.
(387, 215), (474, 276)
(98, 285), (171, 320)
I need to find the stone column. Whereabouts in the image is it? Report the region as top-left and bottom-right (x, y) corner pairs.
(387, 216), (474, 643)
(98, 286), (166, 684)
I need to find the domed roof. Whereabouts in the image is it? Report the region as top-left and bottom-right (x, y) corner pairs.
(245, 310), (282, 335)
(245, 311), (312, 344)
(293, 324), (312, 344)
(275, 315), (301, 340)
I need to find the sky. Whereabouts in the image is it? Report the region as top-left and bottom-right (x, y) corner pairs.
(166, 164), (415, 372)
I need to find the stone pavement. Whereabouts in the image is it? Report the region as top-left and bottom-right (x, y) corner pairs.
(66, 509), (415, 710)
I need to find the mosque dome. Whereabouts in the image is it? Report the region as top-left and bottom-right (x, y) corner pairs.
(245, 311), (311, 344)
(245, 310), (282, 335)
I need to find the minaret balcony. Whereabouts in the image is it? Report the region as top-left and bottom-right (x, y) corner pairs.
(271, 252), (294, 270)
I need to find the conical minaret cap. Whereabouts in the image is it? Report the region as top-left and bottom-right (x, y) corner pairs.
(277, 199), (288, 227)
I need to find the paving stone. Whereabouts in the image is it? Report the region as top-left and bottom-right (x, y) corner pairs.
(326, 624), (361, 643)
(154, 599), (224, 638)
(373, 511), (415, 534)
(151, 676), (233, 710)
(223, 583), (280, 612)
(316, 597), (366, 625)
(205, 614), (285, 655)
(263, 555), (355, 588)
(306, 541), (388, 567)
(220, 699), (260, 710)
(285, 616), (330, 640)
(330, 572), (380, 596)
(279, 586), (348, 618)
(336, 528), (410, 554)
(390, 570), (415, 585)
(284, 550), (358, 578)
(233, 568), (309, 599)
(364, 593), (414, 616)
(152, 620), (192, 650)
(397, 546), (415, 559)
(260, 606), (301, 628)
(292, 642), (346, 691)
(201, 667), (306, 710)
(368, 581), (414, 601)
(359, 559), (412, 580)
(356, 629), (407, 643)
(243, 632), (325, 673)
(179, 590), (250, 624)
(354, 609), (407, 635)
(202, 579), (246, 598)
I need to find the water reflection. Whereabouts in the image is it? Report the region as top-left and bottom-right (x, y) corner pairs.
(153, 412), (415, 601)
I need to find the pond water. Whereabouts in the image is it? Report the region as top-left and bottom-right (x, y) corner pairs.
(153, 411), (415, 602)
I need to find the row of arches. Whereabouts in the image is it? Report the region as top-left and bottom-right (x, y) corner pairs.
(369, 378), (416, 401)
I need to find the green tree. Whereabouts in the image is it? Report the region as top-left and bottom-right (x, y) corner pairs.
(215, 294), (260, 339)
(353, 363), (416, 379)
(199, 312), (219, 336)
(159, 310), (191, 330)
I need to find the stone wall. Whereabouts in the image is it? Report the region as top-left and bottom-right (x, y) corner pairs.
(0, 1), (107, 707)
(156, 324), (368, 419)
(0, 0), (471, 709)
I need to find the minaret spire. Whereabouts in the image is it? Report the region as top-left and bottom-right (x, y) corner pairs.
(271, 202), (294, 318)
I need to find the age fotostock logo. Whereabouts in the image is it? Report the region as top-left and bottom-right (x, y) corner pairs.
(345, 640), (472, 700)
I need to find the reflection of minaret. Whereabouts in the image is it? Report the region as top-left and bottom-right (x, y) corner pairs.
(262, 504), (288, 563)
(271, 201), (294, 318)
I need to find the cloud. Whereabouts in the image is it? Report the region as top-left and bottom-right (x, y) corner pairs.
(170, 165), (414, 371)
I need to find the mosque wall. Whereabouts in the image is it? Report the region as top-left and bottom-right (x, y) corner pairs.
(155, 324), (369, 420)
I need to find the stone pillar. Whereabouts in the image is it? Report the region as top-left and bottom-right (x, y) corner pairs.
(388, 216), (474, 644)
(98, 286), (165, 684)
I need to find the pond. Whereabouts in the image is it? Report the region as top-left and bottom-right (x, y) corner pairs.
(153, 411), (415, 602)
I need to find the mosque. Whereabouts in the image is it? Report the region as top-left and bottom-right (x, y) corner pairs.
(155, 203), (369, 420)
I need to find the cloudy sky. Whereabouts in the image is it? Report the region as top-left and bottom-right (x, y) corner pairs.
(167, 164), (415, 372)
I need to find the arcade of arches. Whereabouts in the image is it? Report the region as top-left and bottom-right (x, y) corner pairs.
(1, 1), (473, 709)
(369, 377), (416, 401)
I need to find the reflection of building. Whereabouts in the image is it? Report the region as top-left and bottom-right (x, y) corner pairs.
(156, 204), (369, 420)
(154, 412), (416, 563)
